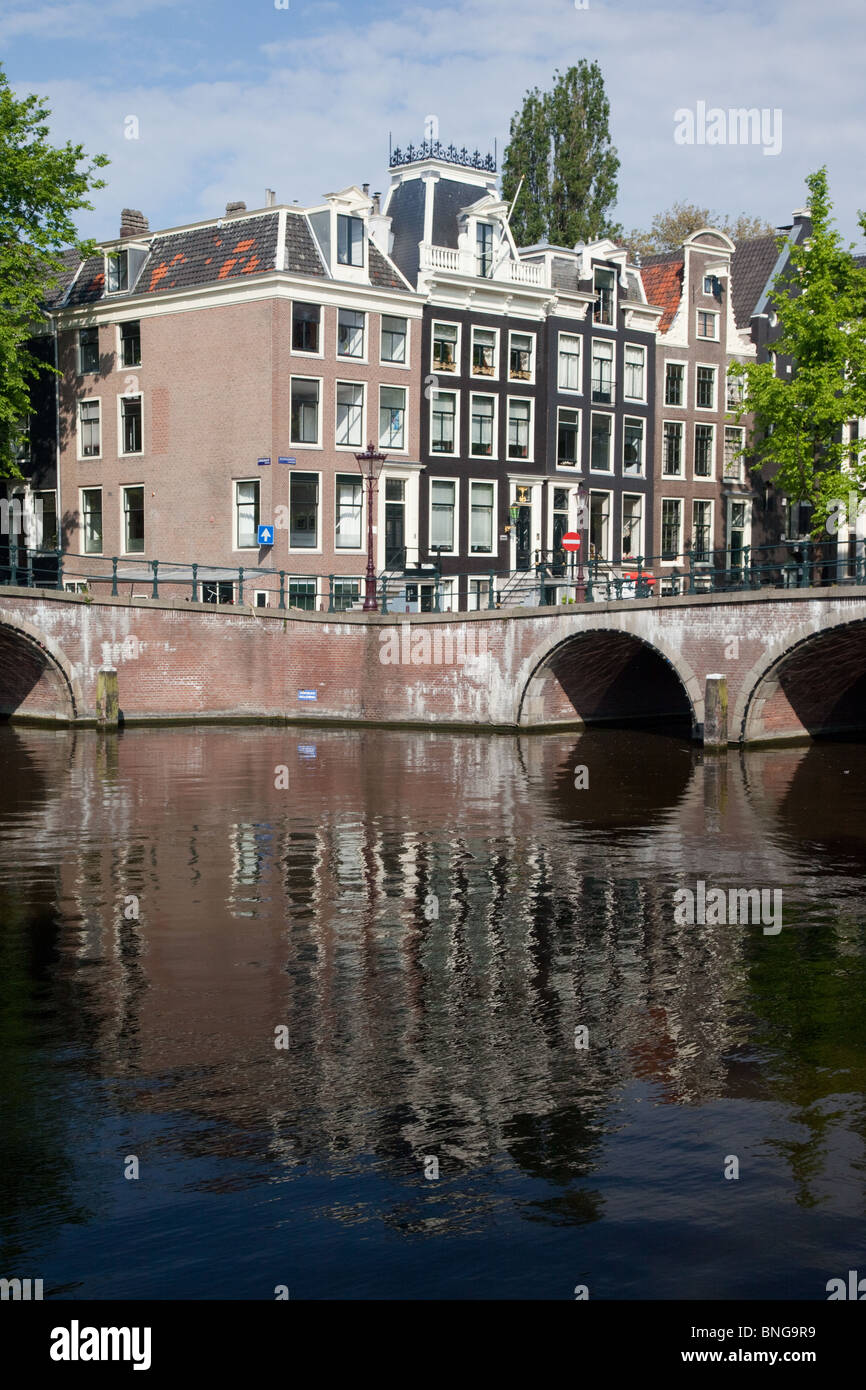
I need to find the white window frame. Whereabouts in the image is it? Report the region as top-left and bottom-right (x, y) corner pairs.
(691, 497), (714, 565)
(428, 476), (459, 557)
(334, 379), (366, 451)
(723, 424), (745, 481)
(233, 477), (261, 552)
(470, 324), (499, 379)
(623, 415), (646, 477)
(696, 308), (720, 341)
(591, 337), (616, 405)
(556, 404), (581, 471)
(79, 485), (103, 556)
(660, 496), (684, 566)
(557, 330), (582, 394)
(663, 358), (687, 409)
(592, 265), (617, 328)
(506, 394), (534, 463)
(253, 590), (269, 609)
(469, 391), (498, 461)
(118, 390), (144, 457)
(121, 483), (146, 557)
(380, 314), (410, 369)
(336, 307), (367, 362)
(289, 375), (323, 449)
(589, 488), (613, 561)
(378, 383), (408, 453)
(431, 319), (461, 375)
(695, 362), (717, 412)
(117, 319), (141, 369)
(661, 419), (684, 477)
(621, 492), (645, 562)
(726, 496), (752, 567)
(693, 421), (716, 481)
(468, 478), (497, 557)
(623, 342), (646, 403)
(77, 397), (102, 461)
(429, 387), (459, 457)
(508, 329), (536, 385)
(334, 472), (365, 553)
(78, 325), (99, 376)
(287, 468), (323, 554)
(589, 411), (614, 474)
(291, 301), (324, 359)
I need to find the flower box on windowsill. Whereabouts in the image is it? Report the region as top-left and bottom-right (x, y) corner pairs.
(436, 360), (456, 372)
(510, 370), (531, 381)
(473, 365), (495, 376)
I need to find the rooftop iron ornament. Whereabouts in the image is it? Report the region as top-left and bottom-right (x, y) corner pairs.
(389, 139), (497, 172)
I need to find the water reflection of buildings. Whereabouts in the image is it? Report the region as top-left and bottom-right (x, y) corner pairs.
(3, 723), (866, 1244)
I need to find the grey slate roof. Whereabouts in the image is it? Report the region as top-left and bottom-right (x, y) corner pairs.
(431, 177), (485, 248)
(64, 255), (106, 306)
(386, 178), (426, 286)
(42, 248), (84, 308)
(731, 234), (782, 327)
(285, 211), (328, 277)
(369, 243), (410, 291)
(132, 213), (280, 295)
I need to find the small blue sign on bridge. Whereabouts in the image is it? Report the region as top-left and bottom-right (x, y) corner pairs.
(257, 524), (274, 546)
(297, 689), (318, 702)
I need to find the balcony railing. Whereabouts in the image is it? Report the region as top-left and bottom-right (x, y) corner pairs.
(419, 243), (544, 286)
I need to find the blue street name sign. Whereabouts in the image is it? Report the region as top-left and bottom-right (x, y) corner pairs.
(257, 457), (271, 466)
(297, 689), (318, 702)
(278, 456), (296, 466)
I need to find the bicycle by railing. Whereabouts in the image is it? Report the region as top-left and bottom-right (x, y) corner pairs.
(2, 537), (864, 613)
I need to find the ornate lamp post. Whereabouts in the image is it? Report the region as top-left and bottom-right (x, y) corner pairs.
(355, 442), (387, 611)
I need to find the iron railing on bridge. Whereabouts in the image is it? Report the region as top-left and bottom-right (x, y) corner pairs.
(1, 538), (864, 614)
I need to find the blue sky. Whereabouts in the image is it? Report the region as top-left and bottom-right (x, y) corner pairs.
(2, 0), (865, 247)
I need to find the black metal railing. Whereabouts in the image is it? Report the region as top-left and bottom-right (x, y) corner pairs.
(2, 539), (863, 614)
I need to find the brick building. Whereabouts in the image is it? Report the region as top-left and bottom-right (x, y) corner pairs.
(41, 194), (423, 609)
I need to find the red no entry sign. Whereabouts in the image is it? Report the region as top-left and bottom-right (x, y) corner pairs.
(562, 532), (581, 552)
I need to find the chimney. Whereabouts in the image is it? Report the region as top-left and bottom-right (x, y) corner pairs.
(372, 191), (381, 213)
(266, 189), (276, 207)
(120, 208), (149, 239)
(362, 182), (370, 197)
(225, 200), (247, 217)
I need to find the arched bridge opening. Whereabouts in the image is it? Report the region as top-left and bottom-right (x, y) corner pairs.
(744, 619), (866, 744)
(0, 621), (77, 724)
(518, 629), (696, 736)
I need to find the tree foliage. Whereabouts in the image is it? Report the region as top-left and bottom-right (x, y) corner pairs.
(624, 201), (775, 262)
(728, 169), (866, 530)
(0, 65), (107, 479)
(502, 64), (620, 248)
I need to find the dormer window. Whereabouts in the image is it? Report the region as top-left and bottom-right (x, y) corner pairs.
(432, 322), (458, 372)
(476, 222), (494, 277)
(337, 214), (364, 267)
(593, 267), (615, 325)
(107, 249), (130, 292)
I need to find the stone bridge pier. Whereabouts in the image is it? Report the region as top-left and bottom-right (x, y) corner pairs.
(1, 585), (865, 745)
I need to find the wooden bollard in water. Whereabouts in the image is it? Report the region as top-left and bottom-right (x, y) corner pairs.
(96, 667), (119, 728)
(704, 673), (728, 750)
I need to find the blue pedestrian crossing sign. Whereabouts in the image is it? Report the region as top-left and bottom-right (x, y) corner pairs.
(257, 524), (274, 546)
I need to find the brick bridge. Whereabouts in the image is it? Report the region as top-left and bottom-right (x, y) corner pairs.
(1, 584), (866, 744)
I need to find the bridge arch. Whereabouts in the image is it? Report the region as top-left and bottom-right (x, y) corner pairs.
(515, 621), (701, 735)
(0, 615), (80, 723)
(740, 615), (866, 744)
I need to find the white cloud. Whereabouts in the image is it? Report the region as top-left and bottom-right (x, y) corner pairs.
(13, 0), (866, 243)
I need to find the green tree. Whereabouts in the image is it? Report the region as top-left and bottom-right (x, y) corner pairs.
(0, 65), (107, 480)
(502, 64), (620, 248)
(728, 169), (866, 531)
(624, 201), (775, 261)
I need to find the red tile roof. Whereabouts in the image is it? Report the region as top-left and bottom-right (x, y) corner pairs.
(640, 259), (683, 333)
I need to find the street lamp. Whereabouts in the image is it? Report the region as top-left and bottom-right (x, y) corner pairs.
(355, 441), (387, 611)
(575, 482), (588, 602)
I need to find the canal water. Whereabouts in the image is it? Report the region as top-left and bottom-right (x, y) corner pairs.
(1, 722), (865, 1300)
